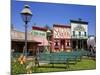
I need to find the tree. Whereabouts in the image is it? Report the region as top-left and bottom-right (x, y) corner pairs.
(11, 24), (14, 30)
(44, 24), (51, 30)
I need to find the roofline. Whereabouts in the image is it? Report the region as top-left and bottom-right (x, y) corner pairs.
(12, 39), (41, 44)
(70, 20), (88, 24)
(32, 26), (47, 31)
(53, 24), (71, 28)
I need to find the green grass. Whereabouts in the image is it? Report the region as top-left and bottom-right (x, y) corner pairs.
(32, 59), (96, 73)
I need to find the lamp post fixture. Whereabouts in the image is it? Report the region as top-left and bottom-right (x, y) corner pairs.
(20, 5), (32, 57)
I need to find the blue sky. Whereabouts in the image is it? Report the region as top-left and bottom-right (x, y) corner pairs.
(11, 0), (96, 35)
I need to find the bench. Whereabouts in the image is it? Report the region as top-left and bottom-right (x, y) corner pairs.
(37, 53), (68, 68)
(37, 50), (90, 68)
(37, 52), (81, 68)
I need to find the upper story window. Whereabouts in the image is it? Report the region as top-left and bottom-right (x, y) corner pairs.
(73, 31), (75, 36)
(84, 32), (86, 36)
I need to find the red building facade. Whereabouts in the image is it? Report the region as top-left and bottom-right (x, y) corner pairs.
(52, 24), (72, 52)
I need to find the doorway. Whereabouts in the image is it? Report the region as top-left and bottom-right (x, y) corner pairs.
(60, 39), (65, 51)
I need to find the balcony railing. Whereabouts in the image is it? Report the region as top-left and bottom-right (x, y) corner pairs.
(72, 35), (88, 39)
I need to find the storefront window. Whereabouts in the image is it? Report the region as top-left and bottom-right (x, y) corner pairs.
(55, 41), (58, 46)
(79, 32), (81, 36)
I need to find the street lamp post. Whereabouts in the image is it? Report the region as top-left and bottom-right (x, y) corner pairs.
(47, 30), (51, 52)
(20, 5), (32, 57)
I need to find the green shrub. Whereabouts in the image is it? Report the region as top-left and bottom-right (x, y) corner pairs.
(11, 59), (27, 75)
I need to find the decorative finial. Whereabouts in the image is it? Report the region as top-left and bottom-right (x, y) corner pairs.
(78, 18), (82, 21)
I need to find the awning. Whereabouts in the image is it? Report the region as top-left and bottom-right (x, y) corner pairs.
(32, 36), (48, 46)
